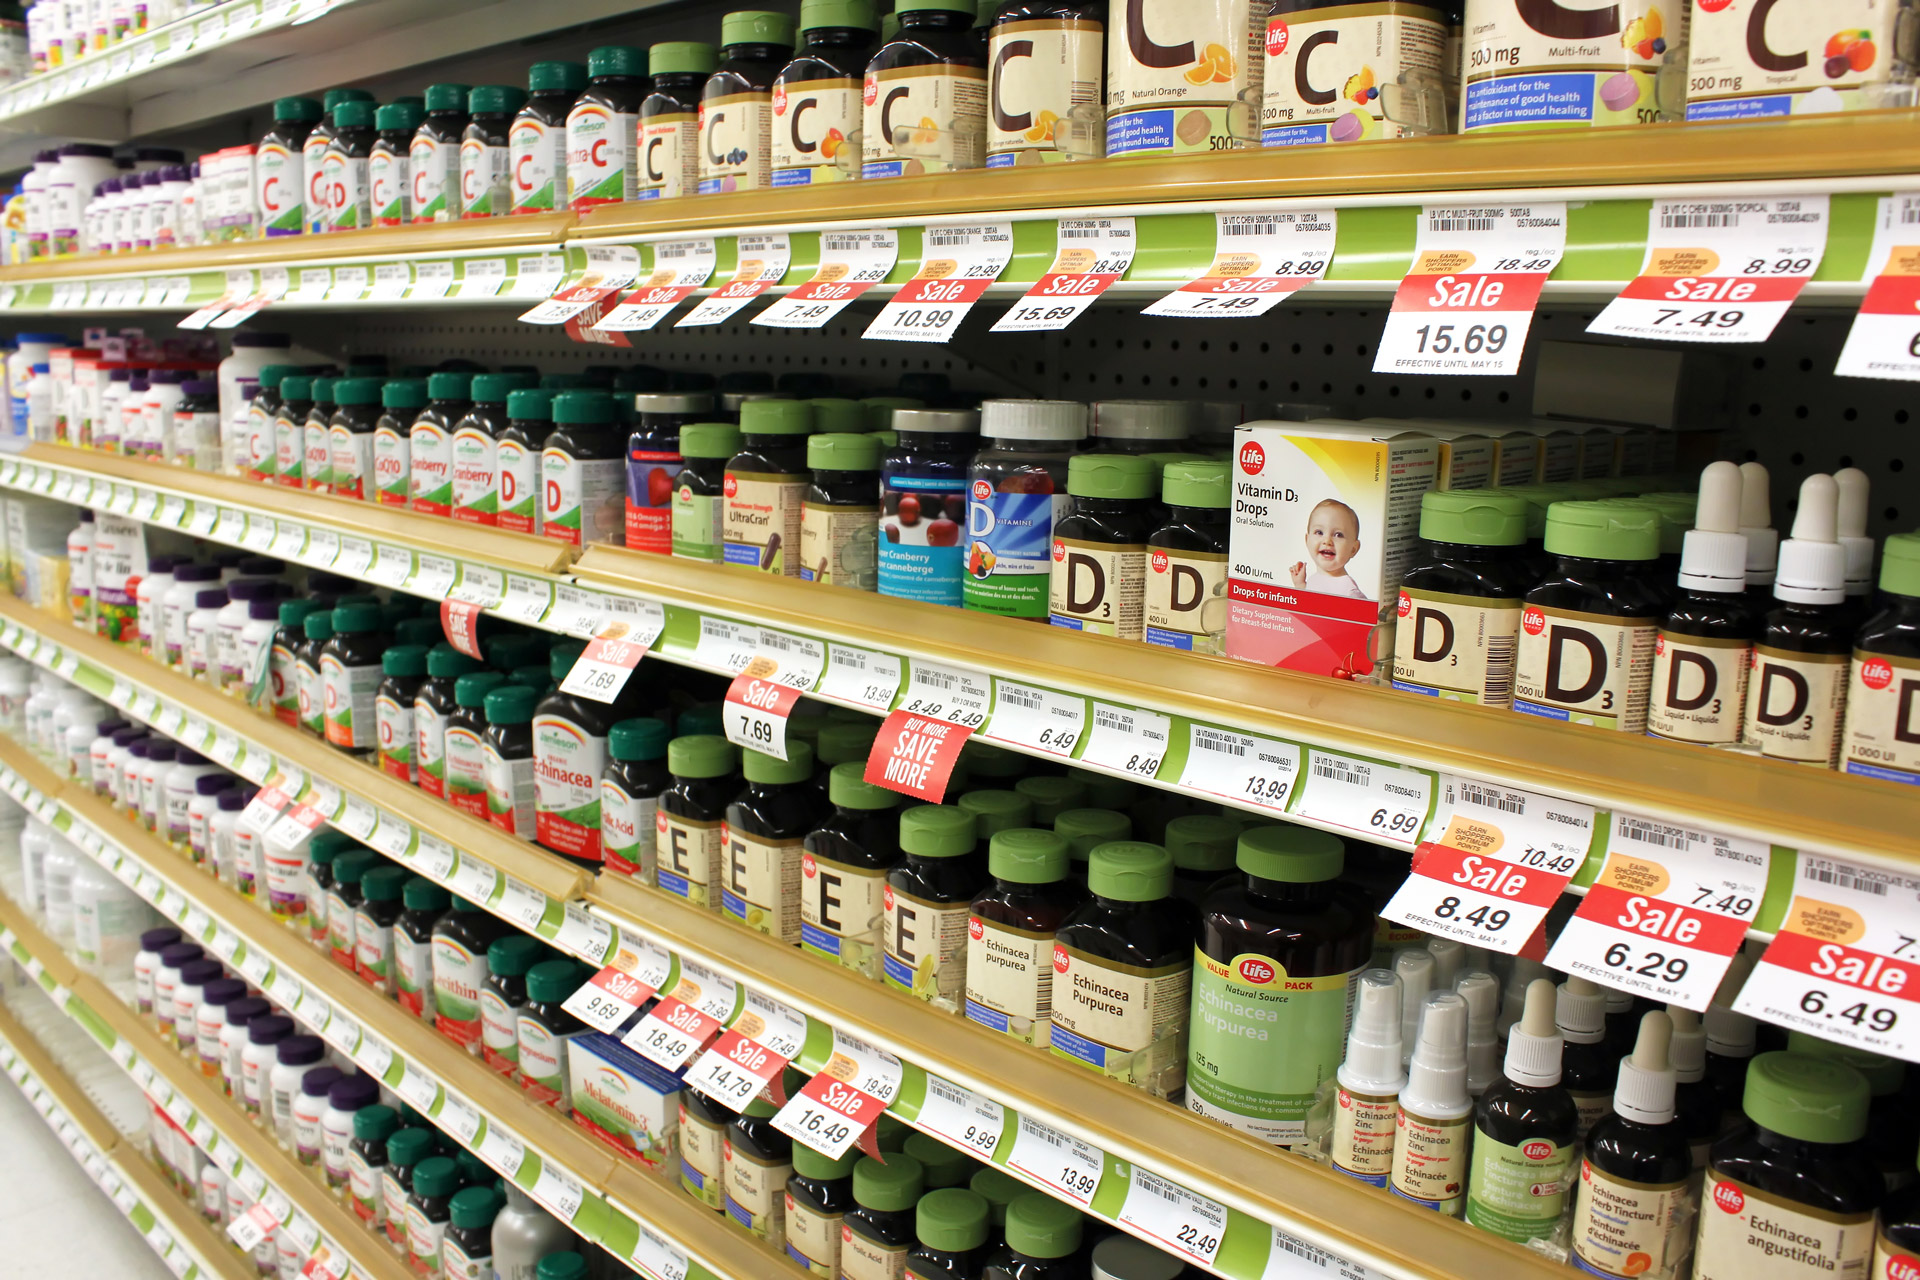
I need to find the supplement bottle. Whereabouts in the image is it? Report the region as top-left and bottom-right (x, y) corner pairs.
(326, 376), (383, 502)
(910, 1187), (992, 1278)
(800, 432), (882, 588)
(1331, 968), (1405, 1186)
(1392, 489), (1532, 705)
(1163, 814), (1238, 903)
(699, 12), (797, 194)
(322, 604), (389, 753)
(1461, 0), (1680, 134)
(1650, 461), (1754, 747)
(191, 979), (247, 1078)
(445, 670), (508, 819)
(724, 742), (825, 941)
(321, 100), (377, 231)
(1748, 474), (1851, 768)
(1088, 400), (1188, 454)
(255, 96), (322, 236)
(382, 1128), (434, 1252)
(133, 926), (183, 1017)
(1513, 501), (1663, 731)
(959, 791), (1033, 844)
(216, 996), (270, 1098)
(374, 378), (427, 507)
(410, 370), (474, 519)
(863, 0), (988, 177)
(442, 1186), (501, 1280)
(483, 684), (539, 838)
(672, 422), (742, 561)
(327, 850), (376, 971)
(511, 62), (588, 215)
(534, 639), (641, 867)
(965, 827), (1081, 1046)
(884, 803), (985, 1010)
(1146, 459), (1233, 654)
(1106, 0), (1261, 156)
(801, 762), (903, 975)
(879, 407), (978, 606)
(409, 83), (471, 223)
(517, 959), (588, 1109)
(435, 898), (513, 1051)
(394, 876), (449, 1022)
(1573, 1012), (1695, 1278)
(320, 1074), (379, 1191)
(657, 734), (740, 907)
(459, 86), (526, 219)
(451, 373), (533, 525)
(1262, 0), (1449, 148)
(269, 1035), (329, 1146)
(295, 610), (335, 737)
(405, 1157), (461, 1275)
(567, 46), (647, 211)
(1467, 978), (1577, 1241)
(301, 90), (373, 234)
(480, 934), (545, 1073)
(725, 1093), (796, 1245)
(1697, 1053), (1880, 1280)
(1188, 825), (1370, 1132)
(240, 1015), (293, 1118)
(982, 1192), (1081, 1279)
(292, 1066), (344, 1165)
(495, 388), (553, 535)
(964, 399), (1084, 620)
(638, 42), (718, 201)
(542, 390), (626, 548)
(1391, 990), (1472, 1215)
(1560, 975), (1617, 1137)
(491, 1185), (573, 1276)
(601, 717), (671, 879)
(354, 864), (407, 993)
(375, 644), (429, 783)
(1052, 807), (1130, 885)
(725, 398), (815, 574)
(1844, 533), (1920, 783)
(682, 1087), (738, 1209)
(771, 1), (879, 186)
(627, 392), (713, 554)
(273, 374), (316, 487)
(785, 1143), (857, 1276)
(1050, 453), (1155, 639)
(346, 1104), (398, 1230)
(369, 102), (423, 226)
(844, 1155), (927, 1280)
(418, 645), (484, 800)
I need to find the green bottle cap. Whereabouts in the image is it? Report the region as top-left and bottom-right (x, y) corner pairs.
(854, 1154), (925, 1212)
(988, 828), (1069, 884)
(610, 718), (670, 761)
(381, 378), (428, 411)
(1053, 808), (1131, 862)
(800, 0), (879, 33)
(281, 375), (315, 401)
(506, 388), (554, 421)
(484, 684), (537, 725)
(1542, 500), (1660, 561)
(676, 705), (725, 737)
(375, 102), (423, 132)
(1004, 1192), (1082, 1258)
(309, 830), (356, 862)
(1067, 454), (1153, 500)
(332, 606), (382, 635)
(273, 96), (323, 123)
(721, 10), (797, 47)
(382, 644), (428, 678)
(915, 1187), (990, 1250)
(309, 377), (337, 403)
(954, 743), (1017, 780)
(1162, 459), (1230, 509)
(1784, 1033), (1905, 1097)
(302, 612), (335, 642)
(829, 761), (901, 809)
(331, 100), (375, 128)
(1742, 1051), (1869, 1144)
(744, 741), (813, 785)
(277, 600), (318, 629)
(454, 671), (507, 708)
(648, 42), (719, 77)
(483, 633), (547, 671)
(527, 61), (589, 95)
(426, 371), (473, 401)
(426, 645), (483, 679)
(587, 45), (646, 78)
(958, 789), (1033, 838)
(680, 423), (744, 459)
(793, 1142), (860, 1180)
(896, 0), (976, 13)
(386, 1128), (435, 1167)
(258, 365), (299, 390)
(330, 376), (381, 407)
(422, 83), (470, 113)
(668, 734), (738, 779)
(808, 432), (882, 472)
(904, 1134), (976, 1189)
(468, 373), (529, 403)
(1236, 824), (1343, 882)
(1164, 814), (1241, 873)
(322, 88), (374, 112)
(1420, 490), (1528, 547)
(741, 398), (814, 436)
(549, 641), (586, 679)
(1014, 775), (1086, 824)
(361, 865), (408, 902)
(969, 1167), (1024, 1224)
(449, 1186), (502, 1230)
(526, 960), (581, 1004)
(899, 804), (976, 857)
(487, 934), (545, 977)
(537, 1253), (589, 1280)
(816, 723), (878, 766)
(1879, 533), (1920, 597)
(468, 85), (528, 116)
(808, 398), (865, 434)
(552, 390), (616, 425)
(352, 1105), (398, 1143)
(862, 397), (922, 433)
(403, 876), (451, 913)
(1087, 841), (1172, 901)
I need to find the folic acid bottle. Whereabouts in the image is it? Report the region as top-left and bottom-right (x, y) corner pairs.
(1262, 0), (1451, 146)
(1513, 500), (1664, 732)
(1649, 461), (1754, 749)
(1574, 1011), (1695, 1279)
(1842, 533), (1920, 785)
(1747, 474), (1851, 768)
(986, 0), (1104, 167)
(863, 0), (989, 177)
(639, 43), (718, 200)
(1393, 489), (1532, 705)
(1105, 0), (1263, 158)
(600, 717), (671, 879)
(700, 12), (797, 194)
(1466, 978), (1577, 1242)
(771, 1), (879, 187)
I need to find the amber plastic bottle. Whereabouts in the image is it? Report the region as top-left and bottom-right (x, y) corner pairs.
(801, 762), (903, 977)
(723, 742), (827, 943)
(965, 828), (1083, 1047)
(883, 804), (986, 1012)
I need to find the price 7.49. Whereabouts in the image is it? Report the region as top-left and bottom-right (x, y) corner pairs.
(1800, 987), (1899, 1034)
(1411, 323), (1507, 354)
(1648, 308), (1744, 330)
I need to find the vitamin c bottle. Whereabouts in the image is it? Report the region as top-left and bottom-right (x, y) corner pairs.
(800, 432), (882, 588)
(409, 82), (471, 223)
(772, 1), (879, 186)
(986, 0), (1103, 166)
(460, 86), (527, 219)
(567, 47), (648, 211)
(863, 0), (988, 177)
(699, 12), (797, 194)
(510, 62), (588, 214)
(638, 42), (719, 200)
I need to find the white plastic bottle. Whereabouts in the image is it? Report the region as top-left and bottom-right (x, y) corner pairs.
(185, 586), (228, 680)
(1454, 970), (1501, 1098)
(135, 553), (178, 658)
(70, 856), (153, 991)
(1331, 967), (1404, 1187)
(65, 506), (93, 626)
(0, 656), (32, 734)
(133, 925), (183, 1017)
(492, 1183), (572, 1280)
(1390, 990), (1472, 1216)
(161, 747), (220, 847)
(39, 831), (77, 943)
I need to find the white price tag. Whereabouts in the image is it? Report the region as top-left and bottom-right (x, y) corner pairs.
(185, 502), (217, 536)
(327, 265), (368, 302)
(498, 879), (550, 931)
(1143, 210), (1337, 318)
(269, 521), (307, 560)
(1836, 193), (1920, 382)
(993, 217), (1137, 332)
(757, 228), (900, 329)
(334, 538), (374, 578)
(369, 545), (413, 588)
(336, 795), (377, 841)
(411, 261), (455, 299)
(724, 664), (803, 759)
(511, 254), (568, 300)
(750, 628), (826, 690)
(914, 1075), (1005, 1161)
(518, 245), (641, 324)
(356, 1033), (393, 1079)
(530, 1164), (584, 1221)
(622, 997), (716, 1070)
(547, 585), (610, 637)
(559, 612), (663, 703)
(475, 1124), (526, 1177)
(1261, 1227), (1380, 1280)
(693, 616), (756, 674)
(451, 565), (505, 607)
(1079, 701), (1170, 780)
(395, 1063), (439, 1111)
(1005, 1113), (1103, 1207)
(1118, 1167), (1228, 1268)
(821, 1029), (902, 1104)
(450, 855), (501, 905)
(1177, 724), (1301, 813)
(864, 223), (1014, 343)
(500, 576), (554, 625)
(457, 260), (507, 298)
(368, 262), (411, 301)
(677, 233), (793, 326)
(1373, 204), (1566, 376)
(553, 903), (614, 962)
(563, 966), (654, 1033)
(591, 238), (719, 331)
(814, 643), (903, 712)
(214, 507), (246, 544)
(899, 660), (992, 729)
(983, 679), (1085, 758)
(1290, 750), (1434, 848)
(368, 814), (414, 858)
(288, 267), (331, 304)
(628, 1225), (689, 1280)
(408, 555), (458, 598)
(1588, 195), (1829, 344)
(437, 1094), (482, 1144)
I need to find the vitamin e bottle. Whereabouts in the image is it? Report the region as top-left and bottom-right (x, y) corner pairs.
(884, 803), (985, 1011)
(658, 735), (741, 908)
(801, 762), (903, 977)
(723, 742), (826, 942)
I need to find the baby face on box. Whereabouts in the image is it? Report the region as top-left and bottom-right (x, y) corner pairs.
(1291, 498), (1368, 598)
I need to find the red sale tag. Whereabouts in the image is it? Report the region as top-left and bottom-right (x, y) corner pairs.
(1373, 204), (1565, 377)
(771, 1072), (890, 1160)
(1142, 211), (1336, 319)
(864, 711), (973, 802)
(591, 238), (719, 333)
(562, 966), (658, 1034)
(992, 218), (1136, 333)
(519, 245), (641, 325)
(677, 234), (792, 327)
(724, 663), (805, 760)
(559, 614), (662, 704)
(756, 228), (899, 329)
(439, 600), (485, 659)
(684, 1029), (786, 1108)
(864, 223), (1013, 343)
(623, 996), (723, 1070)
(1835, 194), (1920, 381)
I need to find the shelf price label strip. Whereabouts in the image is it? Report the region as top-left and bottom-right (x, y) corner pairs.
(755, 228), (900, 329)
(991, 217), (1138, 333)
(1141, 211), (1336, 319)
(1835, 191), (1920, 382)
(863, 223), (1014, 344)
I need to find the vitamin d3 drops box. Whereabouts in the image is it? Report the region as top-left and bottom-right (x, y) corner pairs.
(1225, 421), (1440, 680)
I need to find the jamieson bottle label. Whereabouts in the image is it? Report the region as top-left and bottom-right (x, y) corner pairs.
(1185, 952), (1352, 1142)
(496, 437), (541, 534)
(534, 714), (606, 861)
(431, 936), (486, 1045)
(1466, 1133), (1574, 1242)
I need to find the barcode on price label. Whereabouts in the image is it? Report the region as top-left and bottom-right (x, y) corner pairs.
(1176, 724), (1300, 812)
(1118, 1167), (1228, 1267)
(814, 643), (903, 712)
(983, 679), (1085, 758)
(1290, 750), (1434, 848)
(1005, 1113), (1103, 1206)
(899, 660), (992, 729)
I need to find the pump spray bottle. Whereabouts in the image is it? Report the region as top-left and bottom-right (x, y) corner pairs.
(1738, 461), (1778, 604)
(1427, 937), (1466, 989)
(1746, 474), (1851, 768)
(1834, 468), (1874, 629)
(1332, 968), (1405, 1187)
(1467, 979), (1578, 1243)
(1393, 991), (1472, 1216)
(1559, 976), (1617, 1138)
(1573, 1011), (1695, 1280)
(1395, 947), (1435, 1069)
(1455, 971), (1501, 1098)
(1649, 461), (1754, 749)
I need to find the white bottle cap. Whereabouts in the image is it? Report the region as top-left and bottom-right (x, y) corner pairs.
(1834, 467), (1874, 598)
(1427, 937), (1466, 988)
(1498, 956), (1551, 1040)
(1739, 461), (1778, 588)
(977, 399), (1089, 442)
(1614, 1010), (1677, 1125)
(1090, 400), (1190, 441)
(1604, 987), (1634, 1017)
(1455, 970), (1501, 1096)
(1504, 979), (1565, 1088)
(1395, 947), (1437, 1067)
(1678, 461), (1749, 594)
(1775, 473), (1846, 605)
(1556, 976), (1607, 1045)
(1705, 951), (1757, 1057)
(1337, 968), (1408, 1097)
(1403, 991), (1471, 1119)
(1667, 1005), (1706, 1084)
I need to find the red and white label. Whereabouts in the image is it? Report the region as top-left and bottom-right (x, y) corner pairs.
(982, 678), (1086, 759)
(724, 661), (806, 760)
(1142, 210), (1336, 319)
(864, 222), (1014, 343)
(518, 244), (641, 325)
(683, 989), (807, 1109)
(756, 228), (900, 329)
(590, 238), (719, 332)
(1372, 204), (1566, 376)
(1117, 1167), (1228, 1269)
(561, 966), (658, 1034)
(1736, 854), (1920, 1062)
(864, 710), (973, 803)
(1382, 775), (1596, 953)
(622, 995), (723, 1071)
(1588, 196), (1830, 345)
(1545, 813), (1769, 1010)
(558, 607), (666, 704)
(677, 233), (793, 327)
(1835, 193), (1920, 382)
(439, 600), (485, 659)
(770, 1031), (902, 1159)
(226, 1201), (280, 1251)
(992, 217), (1136, 333)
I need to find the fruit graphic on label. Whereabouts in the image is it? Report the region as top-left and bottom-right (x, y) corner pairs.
(1824, 30), (1876, 75)
(1330, 112), (1367, 142)
(968, 543), (996, 578)
(926, 519), (960, 547)
(821, 128), (844, 159)
(1185, 43), (1237, 86)
(647, 468), (674, 507)
(897, 494), (921, 526)
(1024, 110), (1060, 143)
(1344, 68), (1377, 104)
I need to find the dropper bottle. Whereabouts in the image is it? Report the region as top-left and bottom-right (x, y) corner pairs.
(1558, 975), (1616, 1139)
(1745, 474), (1851, 768)
(1395, 947), (1436, 1069)
(1738, 461), (1778, 603)
(1497, 956), (1550, 1043)
(1572, 1011), (1694, 1278)
(1454, 971), (1500, 1098)
(1834, 467), (1873, 628)
(1391, 991), (1472, 1217)
(1648, 461), (1754, 749)
(1703, 952), (1757, 1129)
(1467, 979), (1578, 1243)
(1666, 1005), (1720, 1185)
(1331, 969), (1405, 1187)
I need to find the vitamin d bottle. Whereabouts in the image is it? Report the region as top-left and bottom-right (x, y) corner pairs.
(1513, 501), (1663, 732)
(1747, 474), (1851, 768)
(409, 83), (471, 223)
(459, 86), (526, 219)
(724, 399), (815, 574)
(511, 62), (588, 214)
(965, 827), (1081, 1046)
(964, 399), (1084, 621)
(1049, 454), (1154, 639)
(301, 90), (372, 234)
(674, 422), (743, 561)
(1650, 462), (1755, 747)
(322, 100), (377, 231)
(1187, 825), (1370, 1135)
(724, 742), (826, 942)
(863, 0), (988, 177)
(884, 803), (985, 1011)
(567, 47), (648, 212)
(772, 2), (879, 187)
(658, 735), (741, 908)
(417, 645), (483, 800)
(495, 388), (552, 536)
(375, 645), (428, 783)
(801, 432), (882, 588)
(801, 762), (903, 976)
(1393, 490), (1532, 705)
(1146, 459), (1232, 654)
(542, 390), (625, 548)
(638, 43), (718, 200)
(1467, 979), (1576, 1242)
(1844, 533), (1920, 784)
(699, 12), (797, 194)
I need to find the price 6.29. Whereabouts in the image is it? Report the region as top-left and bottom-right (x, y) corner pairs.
(1800, 987), (1899, 1033)
(1412, 323), (1507, 354)
(1603, 942), (1687, 985)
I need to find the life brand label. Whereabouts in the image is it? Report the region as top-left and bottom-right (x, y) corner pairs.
(1392, 586), (1520, 705)
(772, 76), (859, 185)
(1513, 604), (1657, 732)
(1843, 649), (1920, 785)
(699, 92), (772, 193)
(1695, 1171), (1873, 1280)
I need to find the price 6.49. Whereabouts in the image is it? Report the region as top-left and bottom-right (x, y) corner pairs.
(1800, 988), (1899, 1034)
(1412, 323), (1507, 354)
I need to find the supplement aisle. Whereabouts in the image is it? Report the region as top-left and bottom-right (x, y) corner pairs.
(0, 3), (1915, 1280)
